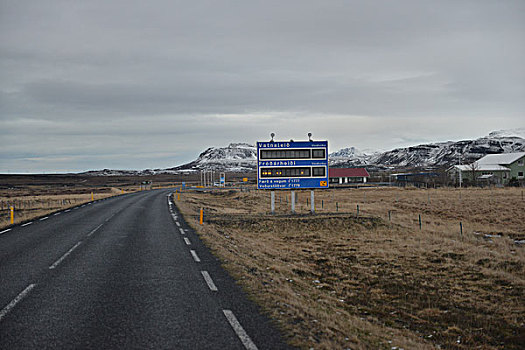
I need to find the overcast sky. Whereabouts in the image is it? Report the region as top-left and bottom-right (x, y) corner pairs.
(1, 0), (524, 173)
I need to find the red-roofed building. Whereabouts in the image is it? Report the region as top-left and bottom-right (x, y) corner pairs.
(329, 168), (370, 184)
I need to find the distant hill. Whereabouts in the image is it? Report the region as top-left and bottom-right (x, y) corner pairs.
(335, 128), (525, 170)
(83, 129), (525, 175)
(165, 143), (256, 173)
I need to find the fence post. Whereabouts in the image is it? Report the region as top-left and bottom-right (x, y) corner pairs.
(419, 214), (422, 230)
(460, 221), (463, 236)
(356, 204), (359, 218)
(310, 190), (315, 214)
(388, 210), (391, 222)
(336, 202), (338, 211)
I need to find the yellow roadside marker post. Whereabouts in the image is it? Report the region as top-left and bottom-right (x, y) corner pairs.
(10, 206), (14, 224)
(200, 209), (204, 225)
(91, 192), (94, 201)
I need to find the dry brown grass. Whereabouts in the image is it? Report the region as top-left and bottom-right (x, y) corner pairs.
(175, 187), (525, 350)
(0, 187), (128, 228)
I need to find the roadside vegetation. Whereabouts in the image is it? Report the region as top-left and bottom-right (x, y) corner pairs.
(0, 187), (125, 228)
(175, 187), (525, 349)
(0, 173), (189, 229)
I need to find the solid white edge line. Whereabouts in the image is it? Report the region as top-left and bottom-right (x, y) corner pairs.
(49, 242), (82, 269)
(0, 284), (37, 322)
(0, 228), (12, 234)
(222, 310), (258, 350)
(39, 217), (48, 221)
(179, 228), (185, 235)
(201, 271), (218, 291)
(190, 250), (201, 262)
(184, 237), (191, 245)
(21, 222), (33, 227)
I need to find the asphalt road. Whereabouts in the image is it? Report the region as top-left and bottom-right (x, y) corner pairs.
(0, 189), (292, 349)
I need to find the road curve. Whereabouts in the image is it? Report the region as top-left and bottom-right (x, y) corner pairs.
(0, 189), (292, 349)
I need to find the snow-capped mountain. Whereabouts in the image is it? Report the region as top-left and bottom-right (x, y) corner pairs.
(83, 129), (525, 175)
(329, 147), (380, 167)
(373, 133), (525, 168)
(167, 143), (257, 172)
(330, 130), (525, 169)
(487, 128), (525, 139)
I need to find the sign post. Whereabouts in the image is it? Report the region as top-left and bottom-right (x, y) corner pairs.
(257, 137), (328, 214)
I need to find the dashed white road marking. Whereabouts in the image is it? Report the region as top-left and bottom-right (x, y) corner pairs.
(49, 242), (82, 269)
(105, 213), (117, 222)
(54, 212), (61, 216)
(201, 271), (218, 291)
(39, 217), (49, 221)
(0, 284), (36, 322)
(87, 224), (103, 237)
(179, 228), (185, 235)
(223, 310), (258, 350)
(190, 250), (201, 262)
(73, 207), (78, 210)
(0, 228), (12, 235)
(175, 221), (181, 227)
(184, 237), (191, 245)
(21, 222), (33, 227)
(64, 209), (71, 212)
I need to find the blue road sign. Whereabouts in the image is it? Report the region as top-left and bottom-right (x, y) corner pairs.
(257, 140), (329, 190)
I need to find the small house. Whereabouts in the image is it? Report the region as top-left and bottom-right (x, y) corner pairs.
(449, 152), (525, 185)
(329, 168), (370, 185)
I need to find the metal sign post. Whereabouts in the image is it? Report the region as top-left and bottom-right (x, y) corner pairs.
(257, 140), (329, 190)
(257, 134), (329, 214)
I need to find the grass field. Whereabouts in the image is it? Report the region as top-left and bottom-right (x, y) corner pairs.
(0, 188), (125, 228)
(175, 187), (525, 349)
(0, 173), (198, 229)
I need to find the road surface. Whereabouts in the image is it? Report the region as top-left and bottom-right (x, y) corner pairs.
(0, 189), (292, 349)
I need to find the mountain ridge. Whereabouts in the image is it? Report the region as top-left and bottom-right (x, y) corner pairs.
(82, 129), (525, 175)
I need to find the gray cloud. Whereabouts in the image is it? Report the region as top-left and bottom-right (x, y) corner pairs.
(1, 0), (524, 172)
